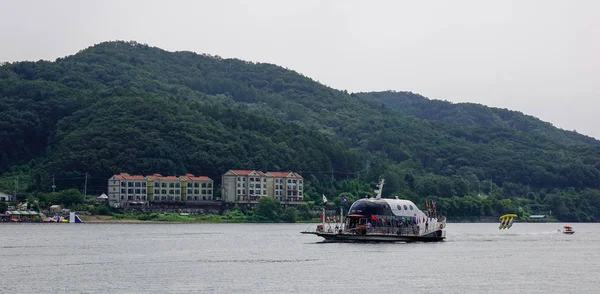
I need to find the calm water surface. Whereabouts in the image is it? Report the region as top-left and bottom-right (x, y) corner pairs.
(1, 223), (598, 293)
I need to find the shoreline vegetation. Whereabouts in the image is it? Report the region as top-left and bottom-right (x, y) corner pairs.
(77, 213), (561, 224)
(79, 214), (323, 224)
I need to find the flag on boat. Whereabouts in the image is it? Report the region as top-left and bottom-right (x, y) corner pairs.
(371, 215), (378, 221)
(341, 194), (348, 203)
(322, 194), (328, 203)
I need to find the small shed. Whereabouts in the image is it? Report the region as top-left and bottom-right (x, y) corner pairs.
(97, 193), (109, 202)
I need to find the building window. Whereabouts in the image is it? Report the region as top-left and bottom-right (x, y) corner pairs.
(194, 183), (199, 188)
(175, 183), (180, 188)
(194, 196), (199, 201)
(250, 178), (254, 182)
(154, 196), (159, 201)
(208, 190), (212, 194)
(161, 196), (166, 201)
(135, 182), (141, 187)
(121, 189), (126, 194)
(263, 190), (266, 195)
(187, 189), (192, 194)
(175, 190), (180, 194)
(187, 183), (192, 188)
(287, 179), (291, 183)
(128, 182), (133, 187)
(187, 196), (192, 201)
(136, 196), (140, 200)
(128, 189), (134, 194)
(142, 189), (146, 194)
(169, 183), (174, 188)
(161, 183), (166, 188)
(135, 189), (140, 194)
(263, 178), (266, 182)
(208, 183), (212, 188)
(120, 196), (124, 200)
(142, 182), (146, 187)
(169, 189), (174, 194)
(154, 189), (159, 194)
(201, 190), (206, 194)
(155, 183), (159, 187)
(121, 182), (126, 187)
(161, 189), (167, 194)
(202, 183), (206, 188)
(194, 189), (199, 194)
(128, 196), (133, 200)
(237, 189), (241, 194)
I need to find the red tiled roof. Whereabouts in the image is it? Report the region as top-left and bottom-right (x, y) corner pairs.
(180, 175), (213, 181)
(230, 170), (253, 176)
(159, 176), (179, 181)
(268, 171), (303, 179)
(268, 171), (292, 178)
(230, 170), (266, 176)
(115, 173), (145, 181)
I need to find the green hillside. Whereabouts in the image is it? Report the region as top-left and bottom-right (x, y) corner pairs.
(1, 41), (599, 221)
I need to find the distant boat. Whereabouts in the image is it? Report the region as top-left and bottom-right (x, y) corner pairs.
(562, 226), (575, 235)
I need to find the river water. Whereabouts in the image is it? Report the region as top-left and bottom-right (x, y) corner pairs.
(0, 223), (598, 293)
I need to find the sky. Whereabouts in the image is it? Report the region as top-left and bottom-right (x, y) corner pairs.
(1, 0), (599, 139)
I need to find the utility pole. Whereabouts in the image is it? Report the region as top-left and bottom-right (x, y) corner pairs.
(84, 173), (88, 200)
(52, 175), (56, 193)
(14, 177), (18, 199)
(331, 168), (334, 185)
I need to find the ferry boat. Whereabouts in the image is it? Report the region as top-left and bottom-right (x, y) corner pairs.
(302, 179), (446, 243)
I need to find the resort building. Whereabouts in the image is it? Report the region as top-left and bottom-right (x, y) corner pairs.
(266, 171), (304, 202)
(108, 172), (213, 208)
(179, 174), (214, 202)
(146, 174), (181, 202)
(221, 170), (303, 204)
(107, 173), (147, 208)
(0, 192), (14, 202)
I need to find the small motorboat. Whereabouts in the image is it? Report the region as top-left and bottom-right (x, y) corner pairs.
(562, 226), (575, 235)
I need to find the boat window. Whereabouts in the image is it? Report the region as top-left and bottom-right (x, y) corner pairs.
(359, 218), (366, 225)
(409, 205), (414, 210)
(403, 205), (408, 210)
(397, 205), (402, 210)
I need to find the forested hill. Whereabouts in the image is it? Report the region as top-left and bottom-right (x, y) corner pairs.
(356, 91), (600, 147)
(1, 40), (600, 221)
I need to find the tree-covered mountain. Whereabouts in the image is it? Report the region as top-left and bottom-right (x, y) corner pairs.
(1, 41), (599, 221)
(356, 91), (600, 146)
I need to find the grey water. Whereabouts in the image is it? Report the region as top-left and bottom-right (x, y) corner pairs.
(0, 223), (598, 293)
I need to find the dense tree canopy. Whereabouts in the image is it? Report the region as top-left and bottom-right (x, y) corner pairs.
(1, 41), (600, 221)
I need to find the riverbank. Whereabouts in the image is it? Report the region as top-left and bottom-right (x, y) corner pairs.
(79, 214), (322, 224)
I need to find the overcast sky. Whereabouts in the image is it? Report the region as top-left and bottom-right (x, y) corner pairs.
(1, 0), (598, 139)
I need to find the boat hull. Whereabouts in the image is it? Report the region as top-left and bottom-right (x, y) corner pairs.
(301, 230), (445, 243)
(563, 231), (575, 235)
